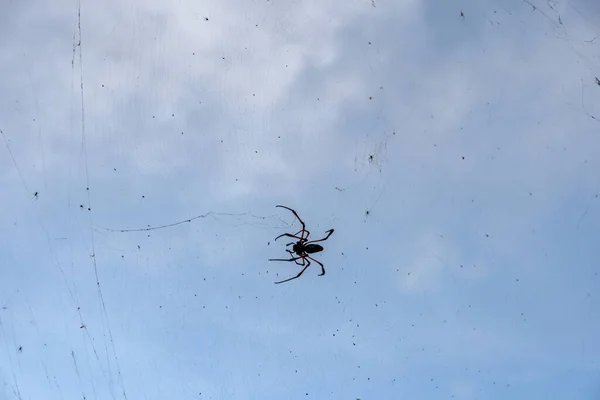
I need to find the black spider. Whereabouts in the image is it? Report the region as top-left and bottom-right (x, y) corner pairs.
(269, 205), (334, 284)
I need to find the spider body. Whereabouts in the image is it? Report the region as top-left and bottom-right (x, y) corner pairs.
(293, 243), (323, 255)
(269, 205), (334, 284)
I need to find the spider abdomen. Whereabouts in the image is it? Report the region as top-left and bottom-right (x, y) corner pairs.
(303, 244), (324, 254)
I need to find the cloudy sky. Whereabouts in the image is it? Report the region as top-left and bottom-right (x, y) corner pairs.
(1, 0), (599, 399)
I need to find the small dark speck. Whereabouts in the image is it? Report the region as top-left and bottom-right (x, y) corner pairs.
(17, 346), (22, 353)
(485, 234), (489, 237)
(462, 156), (465, 160)
(268, 242), (270, 246)
(204, 17), (209, 21)
(596, 77), (600, 85)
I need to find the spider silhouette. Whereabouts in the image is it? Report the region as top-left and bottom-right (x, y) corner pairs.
(269, 205), (334, 284)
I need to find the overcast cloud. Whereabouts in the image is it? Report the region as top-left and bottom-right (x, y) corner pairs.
(1, 0), (599, 399)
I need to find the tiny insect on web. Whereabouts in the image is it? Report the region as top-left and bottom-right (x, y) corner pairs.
(269, 205), (334, 284)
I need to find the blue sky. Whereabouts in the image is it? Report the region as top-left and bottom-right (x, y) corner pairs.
(1, 0), (599, 399)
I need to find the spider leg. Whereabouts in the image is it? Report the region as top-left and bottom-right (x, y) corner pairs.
(291, 254), (305, 265)
(276, 205), (306, 232)
(274, 258), (311, 284)
(268, 256), (303, 262)
(306, 255), (326, 276)
(285, 229), (310, 241)
(274, 233), (305, 241)
(292, 228), (310, 240)
(285, 250), (304, 264)
(286, 231), (310, 245)
(305, 229), (334, 244)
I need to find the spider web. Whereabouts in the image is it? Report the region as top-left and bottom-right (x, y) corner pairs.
(1, 0), (600, 399)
